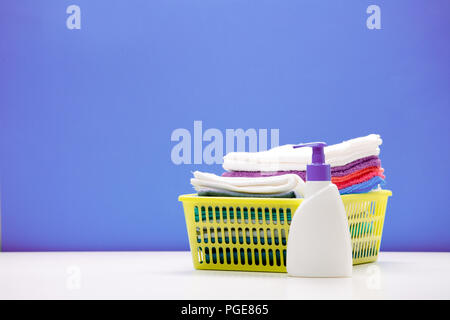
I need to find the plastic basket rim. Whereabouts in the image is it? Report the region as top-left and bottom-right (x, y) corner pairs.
(179, 189), (392, 203)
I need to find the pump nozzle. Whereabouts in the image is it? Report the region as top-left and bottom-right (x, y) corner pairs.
(293, 142), (330, 181)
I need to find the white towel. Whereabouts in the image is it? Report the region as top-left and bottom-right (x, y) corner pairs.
(191, 171), (305, 197)
(223, 134), (382, 172)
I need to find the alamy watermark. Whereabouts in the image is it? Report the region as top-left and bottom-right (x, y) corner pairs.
(366, 265), (382, 290)
(66, 265), (82, 290)
(170, 121), (279, 165)
(66, 5), (81, 30)
(366, 5), (381, 30)
(66, 4), (381, 31)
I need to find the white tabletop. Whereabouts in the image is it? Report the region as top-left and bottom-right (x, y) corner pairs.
(0, 251), (448, 300)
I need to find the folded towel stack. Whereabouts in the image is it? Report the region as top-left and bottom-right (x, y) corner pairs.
(221, 134), (385, 195)
(191, 171), (306, 198)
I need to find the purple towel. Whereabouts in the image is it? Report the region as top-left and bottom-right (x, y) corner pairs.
(331, 156), (381, 176)
(222, 156), (381, 180)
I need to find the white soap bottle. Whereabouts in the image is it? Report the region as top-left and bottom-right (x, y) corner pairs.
(286, 142), (352, 277)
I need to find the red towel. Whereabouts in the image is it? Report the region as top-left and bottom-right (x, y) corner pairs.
(332, 167), (385, 190)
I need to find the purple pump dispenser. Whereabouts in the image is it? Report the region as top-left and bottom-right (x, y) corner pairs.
(293, 142), (331, 181)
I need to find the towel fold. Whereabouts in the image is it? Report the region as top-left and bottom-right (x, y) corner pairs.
(222, 155), (381, 180)
(339, 176), (385, 194)
(332, 167), (384, 189)
(222, 155), (385, 193)
(191, 171), (305, 198)
(223, 134), (382, 172)
(197, 189), (297, 198)
(330, 155), (381, 177)
(220, 166), (385, 195)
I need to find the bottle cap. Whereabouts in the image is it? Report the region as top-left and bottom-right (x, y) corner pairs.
(293, 142), (331, 181)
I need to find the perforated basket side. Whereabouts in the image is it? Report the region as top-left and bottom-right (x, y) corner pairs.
(180, 196), (301, 272)
(345, 193), (389, 264)
(179, 191), (391, 272)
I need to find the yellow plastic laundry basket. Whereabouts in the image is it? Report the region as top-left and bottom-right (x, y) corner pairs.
(179, 190), (391, 272)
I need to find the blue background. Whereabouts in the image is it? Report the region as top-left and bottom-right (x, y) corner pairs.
(1, 0), (449, 251)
